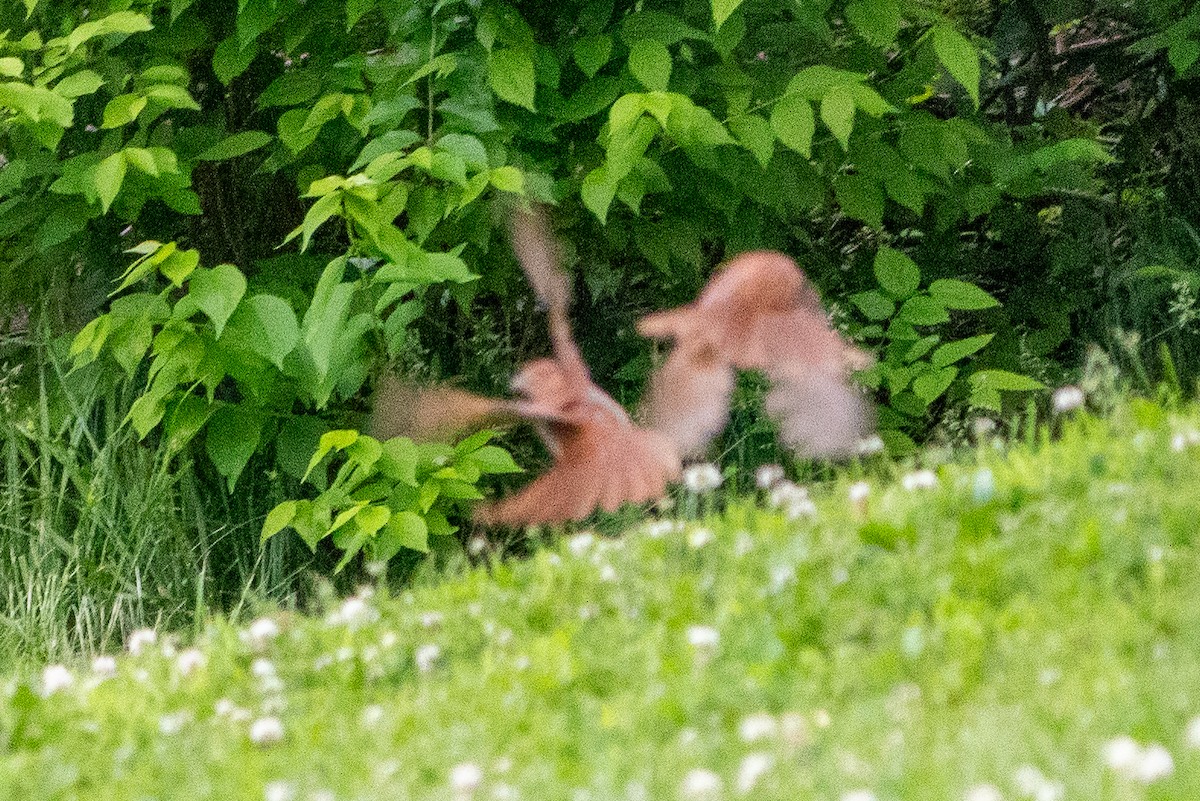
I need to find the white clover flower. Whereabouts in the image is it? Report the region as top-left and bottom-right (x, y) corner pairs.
(491, 784), (518, 801)
(127, 628), (158, 655)
(566, 532), (596, 556)
(813, 709), (832, 728)
(680, 768), (722, 800)
(901, 469), (938, 491)
(755, 464), (785, 489)
(779, 711), (810, 750)
(736, 753), (773, 794)
(841, 790), (877, 801)
(738, 712), (777, 742)
(91, 655), (117, 679)
(1171, 430), (1200, 452)
(380, 631), (399, 648)
(415, 643), (441, 673)
(326, 595), (379, 628)
(687, 527), (715, 549)
(963, 784), (1002, 801)
(682, 463), (723, 494)
(1186, 715), (1200, 749)
(158, 711), (190, 736)
(264, 781), (296, 801)
(768, 482), (816, 519)
(310, 791), (336, 801)
(1134, 743), (1174, 782)
(644, 520), (680, 538)
(175, 648), (206, 677)
(244, 617), (280, 649)
(450, 762), (484, 794)
(598, 563), (618, 582)
(1051, 385), (1084, 413)
(251, 658), (277, 678)
(1012, 765), (1061, 801)
(579, 604), (599, 621)
(1102, 735), (1141, 773)
(249, 716), (285, 747)
(972, 417), (998, 440)
(856, 434), (885, 455)
(40, 664), (74, 697)
(362, 705), (385, 727)
(686, 625), (720, 650)
(215, 698), (252, 722)
(848, 481), (870, 504)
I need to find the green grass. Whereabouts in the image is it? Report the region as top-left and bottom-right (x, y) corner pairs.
(7, 399), (1200, 800)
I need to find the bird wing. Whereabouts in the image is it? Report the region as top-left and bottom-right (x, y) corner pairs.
(509, 206), (591, 388)
(475, 415), (681, 527)
(763, 359), (874, 457)
(369, 377), (564, 443)
(638, 343), (736, 459)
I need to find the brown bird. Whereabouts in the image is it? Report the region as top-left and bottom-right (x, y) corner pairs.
(370, 207), (681, 527)
(637, 250), (874, 459)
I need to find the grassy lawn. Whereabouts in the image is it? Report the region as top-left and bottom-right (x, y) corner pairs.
(6, 400), (1200, 800)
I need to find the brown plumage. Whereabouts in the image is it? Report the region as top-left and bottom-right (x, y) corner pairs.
(371, 207), (680, 527)
(637, 250), (874, 459)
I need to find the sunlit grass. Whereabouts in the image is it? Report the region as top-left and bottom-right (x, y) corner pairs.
(6, 399), (1200, 800)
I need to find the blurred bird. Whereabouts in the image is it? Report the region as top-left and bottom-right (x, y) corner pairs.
(637, 250), (874, 459)
(370, 206), (681, 527)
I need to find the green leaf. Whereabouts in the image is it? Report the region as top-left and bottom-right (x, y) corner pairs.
(874, 247), (921, 299)
(206, 405), (265, 491)
(820, 85), (856, 151)
(465, 445), (522, 474)
(581, 166), (617, 223)
(845, 0), (900, 45)
(912, 366), (957, 403)
(66, 11), (153, 53)
(487, 48), (536, 111)
(159, 248), (200, 286)
(929, 334), (993, 369)
(240, 294), (300, 369)
(620, 11), (708, 45)
(143, 83), (200, 110)
(212, 35), (254, 84)
(102, 93), (147, 128)
(93, 152), (126, 213)
(378, 511), (428, 555)
(190, 263), (248, 338)
(354, 505), (391, 539)
(262, 501), (298, 541)
(712, 0), (744, 28)
(850, 290), (895, 321)
(896, 295), (949, 326)
(969, 369), (1046, 396)
(769, 94), (815, 158)
(928, 279), (999, 310)
(488, 166), (525, 194)
(833, 174), (883, 229)
(0, 57), (24, 78)
(728, 114), (774, 168)
(54, 70), (104, 98)
(573, 35), (613, 78)
(377, 437), (419, 486)
(304, 429), (360, 481)
(932, 25), (980, 107)
(196, 131), (273, 161)
(628, 39), (672, 92)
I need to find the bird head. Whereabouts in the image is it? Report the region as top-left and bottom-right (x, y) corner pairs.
(511, 358), (573, 408)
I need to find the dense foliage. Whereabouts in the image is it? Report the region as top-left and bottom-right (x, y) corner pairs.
(0, 0), (1198, 634)
(7, 399), (1200, 799)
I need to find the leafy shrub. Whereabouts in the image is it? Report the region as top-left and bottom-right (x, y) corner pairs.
(262, 429), (521, 570)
